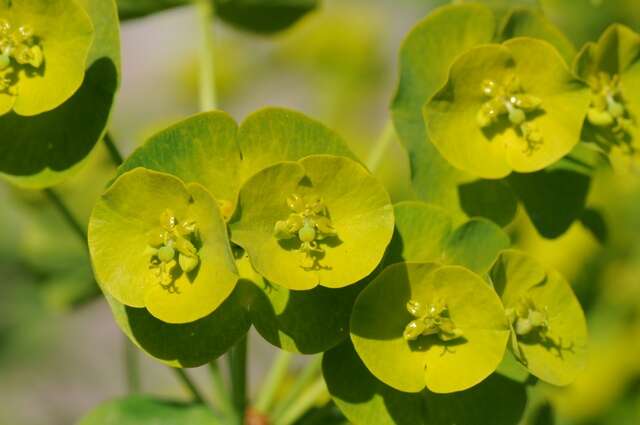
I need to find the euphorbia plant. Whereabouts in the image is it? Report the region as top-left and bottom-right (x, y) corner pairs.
(10, 1), (640, 424)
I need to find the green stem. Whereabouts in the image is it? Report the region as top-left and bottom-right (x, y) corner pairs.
(103, 132), (124, 167)
(271, 356), (322, 420)
(365, 120), (396, 173)
(228, 336), (248, 424)
(124, 337), (141, 393)
(195, 0), (217, 111)
(274, 376), (327, 425)
(44, 189), (87, 243)
(208, 360), (235, 420)
(254, 350), (293, 414)
(173, 368), (207, 405)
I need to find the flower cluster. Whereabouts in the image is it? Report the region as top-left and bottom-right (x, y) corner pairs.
(476, 75), (543, 154)
(274, 193), (337, 258)
(147, 208), (200, 293)
(403, 299), (463, 342)
(0, 18), (43, 94)
(506, 295), (549, 337)
(586, 72), (634, 143)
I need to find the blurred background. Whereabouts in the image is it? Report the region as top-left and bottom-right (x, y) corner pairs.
(1, 0), (639, 424)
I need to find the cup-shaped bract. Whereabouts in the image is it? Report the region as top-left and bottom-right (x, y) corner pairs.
(424, 37), (590, 179)
(89, 167), (239, 324)
(391, 2), (496, 212)
(491, 250), (588, 386)
(229, 154), (394, 291)
(350, 262), (510, 394)
(574, 24), (640, 174)
(0, 0), (94, 116)
(386, 201), (510, 274)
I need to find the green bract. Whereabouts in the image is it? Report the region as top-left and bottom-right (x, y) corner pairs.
(386, 201), (510, 274)
(238, 253), (360, 354)
(99, 109), (372, 360)
(105, 286), (250, 367)
(78, 395), (218, 425)
(391, 2), (496, 214)
(491, 250), (588, 385)
(117, 0), (319, 34)
(89, 167), (239, 324)
(575, 24), (640, 174)
(350, 262), (510, 393)
(229, 154), (394, 290)
(117, 109), (358, 213)
(0, 0), (93, 116)
(424, 37), (590, 179)
(391, 3), (590, 238)
(0, 0), (120, 188)
(323, 341), (528, 425)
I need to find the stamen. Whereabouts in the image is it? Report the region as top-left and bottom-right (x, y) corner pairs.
(274, 193), (337, 260)
(403, 299), (463, 343)
(148, 209), (200, 292)
(476, 75), (544, 154)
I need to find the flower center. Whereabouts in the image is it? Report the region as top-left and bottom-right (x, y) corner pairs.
(403, 299), (463, 343)
(476, 75), (544, 154)
(506, 296), (549, 337)
(586, 72), (635, 149)
(147, 209), (200, 293)
(0, 18), (44, 95)
(273, 193), (337, 258)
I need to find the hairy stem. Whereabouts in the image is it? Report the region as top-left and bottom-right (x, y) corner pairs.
(271, 355), (322, 420)
(365, 120), (397, 173)
(254, 350), (293, 414)
(44, 189), (87, 243)
(196, 0), (217, 111)
(103, 132), (124, 167)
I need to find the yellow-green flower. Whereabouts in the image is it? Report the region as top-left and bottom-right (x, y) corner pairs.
(89, 168), (239, 324)
(0, 0), (93, 116)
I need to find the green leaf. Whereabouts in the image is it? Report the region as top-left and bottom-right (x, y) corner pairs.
(215, 0), (318, 34)
(117, 108), (358, 214)
(229, 155), (394, 290)
(457, 179), (518, 227)
(574, 24), (640, 174)
(0, 0), (120, 188)
(240, 254), (359, 353)
(117, 0), (318, 35)
(323, 341), (528, 425)
(580, 207), (607, 244)
(495, 349), (530, 383)
(89, 168), (239, 324)
(391, 3), (496, 214)
(459, 0), (540, 22)
(105, 283), (250, 367)
(424, 37), (590, 179)
(116, 0), (187, 20)
(507, 165), (591, 239)
(498, 7), (576, 65)
(350, 262), (510, 393)
(539, 0), (640, 47)
(116, 111), (242, 207)
(386, 201), (510, 274)
(77, 395), (220, 424)
(491, 250), (588, 386)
